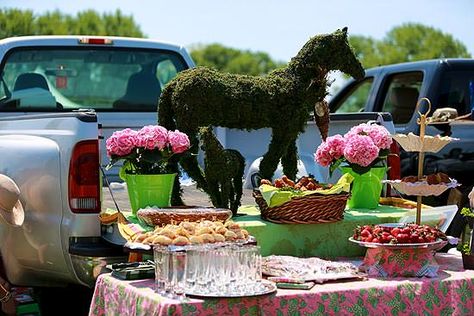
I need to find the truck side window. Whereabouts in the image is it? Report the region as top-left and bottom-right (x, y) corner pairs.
(333, 78), (373, 113)
(436, 70), (474, 115)
(380, 72), (423, 124)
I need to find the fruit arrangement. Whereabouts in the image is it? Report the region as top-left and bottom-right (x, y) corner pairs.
(352, 223), (447, 244)
(260, 175), (332, 191)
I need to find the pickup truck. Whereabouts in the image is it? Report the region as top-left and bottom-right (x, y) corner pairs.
(329, 58), (474, 232)
(0, 35), (195, 290)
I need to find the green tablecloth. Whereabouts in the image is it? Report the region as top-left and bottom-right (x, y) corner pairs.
(233, 205), (408, 258)
(120, 204), (409, 259)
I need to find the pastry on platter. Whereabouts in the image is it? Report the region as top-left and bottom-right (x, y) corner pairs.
(400, 172), (451, 185)
(131, 220), (249, 246)
(385, 173), (459, 196)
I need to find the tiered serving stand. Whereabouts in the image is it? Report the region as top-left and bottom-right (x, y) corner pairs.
(350, 98), (457, 277)
(385, 97), (458, 225)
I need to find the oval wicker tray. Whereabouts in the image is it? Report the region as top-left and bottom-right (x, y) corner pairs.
(137, 206), (232, 226)
(253, 190), (349, 224)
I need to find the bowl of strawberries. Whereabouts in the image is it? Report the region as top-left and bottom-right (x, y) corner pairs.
(350, 223), (448, 277)
(350, 223), (447, 250)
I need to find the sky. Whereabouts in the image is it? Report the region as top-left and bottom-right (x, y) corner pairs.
(2, 0), (474, 63)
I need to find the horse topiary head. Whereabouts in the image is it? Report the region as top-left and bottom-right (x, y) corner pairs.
(289, 27), (365, 81)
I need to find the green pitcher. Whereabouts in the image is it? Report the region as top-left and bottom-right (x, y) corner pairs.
(125, 173), (176, 215)
(341, 166), (386, 209)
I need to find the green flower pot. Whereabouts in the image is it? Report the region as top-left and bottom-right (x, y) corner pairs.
(341, 166), (386, 210)
(125, 173), (176, 215)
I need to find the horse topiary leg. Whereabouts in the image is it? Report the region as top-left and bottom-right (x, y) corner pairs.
(231, 151), (245, 214)
(220, 180), (232, 210)
(259, 129), (290, 181)
(231, 177), (242, 215)
(206, 178), (221, 207)
(281, 137), (299, 180)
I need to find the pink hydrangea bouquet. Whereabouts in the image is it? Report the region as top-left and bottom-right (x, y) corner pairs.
(105, 125), (191, 175)
(314, 123), (393, 175)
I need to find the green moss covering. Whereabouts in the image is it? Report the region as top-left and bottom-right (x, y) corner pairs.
(199, 127), (245, 214)
(159, 27), (364, 205)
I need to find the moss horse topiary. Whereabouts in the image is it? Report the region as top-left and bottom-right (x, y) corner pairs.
(200, 126), (245, 214)
(159, 27), (365, 206)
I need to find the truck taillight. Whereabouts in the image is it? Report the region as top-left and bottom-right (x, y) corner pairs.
(69, 140), (100, 213)
(386, 141), (401, 196)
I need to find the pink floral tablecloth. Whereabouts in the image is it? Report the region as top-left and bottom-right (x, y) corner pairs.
(89, 253), (474, 316)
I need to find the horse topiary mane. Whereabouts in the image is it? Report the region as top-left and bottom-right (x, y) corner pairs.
(159, 27), (365, 206)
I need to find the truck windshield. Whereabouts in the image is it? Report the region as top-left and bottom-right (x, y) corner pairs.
(0, 48), (187, 112)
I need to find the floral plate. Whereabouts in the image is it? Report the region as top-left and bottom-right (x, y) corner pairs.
(349, 237), (447, 250)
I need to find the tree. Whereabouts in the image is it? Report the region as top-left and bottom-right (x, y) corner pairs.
(0, 8), (35, 38)
(189, 43), (286, 76)
(0, 8), (144, 39)
(349, 23), (471, 69)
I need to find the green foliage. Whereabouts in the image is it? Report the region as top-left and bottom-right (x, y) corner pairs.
(189, 43), (286, 76)
(461, 207), (474, 218)
(458, 242), (471, 255)
(0, 8), (144, 39)
(0, 8), (35, 38)
(349, 23), (471, 69)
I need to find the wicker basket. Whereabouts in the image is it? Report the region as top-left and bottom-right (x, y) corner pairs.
(253, 190), (349, 224)
(137, 206), (232, 226)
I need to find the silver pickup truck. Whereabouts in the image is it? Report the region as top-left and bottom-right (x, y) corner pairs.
(0, 35), (195, 288)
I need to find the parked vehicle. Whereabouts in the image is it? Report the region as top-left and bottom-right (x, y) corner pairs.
(0, 35), (195, 183)
(0, 35), (196, 290)
(329, 58), (474, 234)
